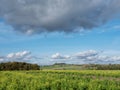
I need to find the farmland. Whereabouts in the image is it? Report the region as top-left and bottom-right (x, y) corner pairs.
(0, 70), (120, 90)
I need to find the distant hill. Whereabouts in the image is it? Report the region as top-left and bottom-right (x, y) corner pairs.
(42, 63), (120, 70)
(0, 62), (40, 71)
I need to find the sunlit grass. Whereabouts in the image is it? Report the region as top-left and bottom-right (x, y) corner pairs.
(0, 70), (120, 90)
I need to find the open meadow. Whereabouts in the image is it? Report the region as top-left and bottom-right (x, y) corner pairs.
(0, 70), (120, 90)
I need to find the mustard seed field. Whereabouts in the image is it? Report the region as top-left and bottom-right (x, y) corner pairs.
(0, 70), (120, 90)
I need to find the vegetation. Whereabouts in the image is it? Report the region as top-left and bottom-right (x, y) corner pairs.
(0, 62), (120, 89)
(0, 62), (40, 71)
(42, 63), (120, 70)
(0, 70), (120, 90)
(1, 62), (120, 70)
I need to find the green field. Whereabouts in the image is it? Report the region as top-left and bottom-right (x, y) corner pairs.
(41, 64), (120, 70)
(0, 70), (120, 90)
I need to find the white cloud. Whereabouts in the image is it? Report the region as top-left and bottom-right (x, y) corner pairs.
(51, 53), (70, 59)
(110, 56), (120, 61)
(0, 50), (120, 65)
(0, 51), (45, 65)
(7, 51), (31, 60)
(64, 50), (120, 64)
(75, 50), (98, 59)
(0, 51), (31, 62)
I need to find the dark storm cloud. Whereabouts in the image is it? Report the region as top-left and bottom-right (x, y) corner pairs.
(0, 0), (120, 34)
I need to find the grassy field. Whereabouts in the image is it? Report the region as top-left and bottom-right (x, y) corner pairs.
(41, 64), (85, 70)
(41, 64), (97, 70)
(0, 70), (120, 90)
(41, 64), (120, 70)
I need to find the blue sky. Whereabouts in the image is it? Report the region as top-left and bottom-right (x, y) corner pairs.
(0, 0), (120, 65)
(1, 19), (120, 55)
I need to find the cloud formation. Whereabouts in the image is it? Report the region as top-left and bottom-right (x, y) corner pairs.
(75, 50), (98, 60)
(0, 50), (120, 65)
(51, 53), (70, 59)
(75, 50), (120, 64)
(0, 51), (31, 62)
(51, 50), (120, 64)
(7, 51), (31, 59)
(0, 0), (120, 34)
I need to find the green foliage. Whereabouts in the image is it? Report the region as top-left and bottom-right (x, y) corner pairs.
(0, 70), (120, 90)
(0, 62), (40, 71)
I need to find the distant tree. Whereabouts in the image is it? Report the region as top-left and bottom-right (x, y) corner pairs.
(0, 62), (40, 71)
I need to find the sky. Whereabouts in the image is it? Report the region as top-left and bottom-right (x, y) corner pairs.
(0, 0), (120, 65)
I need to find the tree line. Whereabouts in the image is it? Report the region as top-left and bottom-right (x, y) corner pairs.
(0, 62), (40, 71)
(82, 64), (120, 70)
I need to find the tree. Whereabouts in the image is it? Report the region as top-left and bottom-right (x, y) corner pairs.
(0, 62), (40, 71)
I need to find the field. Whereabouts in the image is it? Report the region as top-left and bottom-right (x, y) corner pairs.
(0, 70), (120, 90)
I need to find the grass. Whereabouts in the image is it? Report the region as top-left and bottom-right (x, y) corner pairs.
(0, 70), (120, 90)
